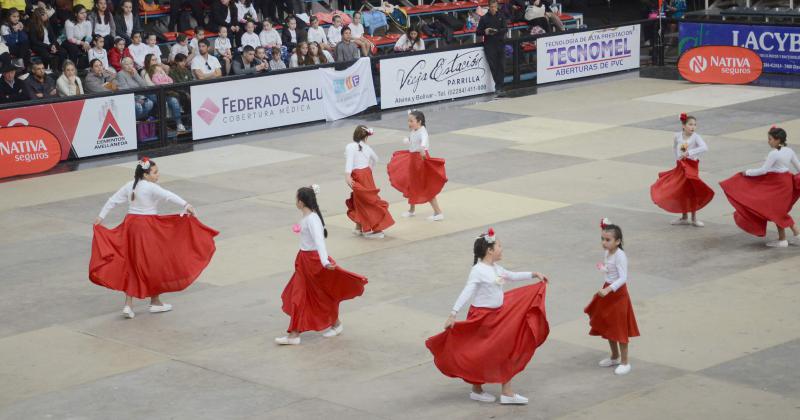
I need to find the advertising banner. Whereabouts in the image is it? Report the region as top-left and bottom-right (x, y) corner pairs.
(0, 126), (61, 179)
(319, 58), (377, 121)
(678, 46), (763, 84)
(190, 70), (325, 140)
(379, 47), (495, 110)
(679, 22), (800, 74)
(536, 24), (641, 84)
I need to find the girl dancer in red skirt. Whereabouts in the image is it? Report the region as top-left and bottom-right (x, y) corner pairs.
(345, 125), (395, 239)
(426, 228), (549, 405)
(276, 185), (368, 345)
(584, 218), (640, 375)
(387, 110), (447, 221)
(720, 127), (800, 247)
(650, 113), (714, 227)
(91, 157), (218, 319)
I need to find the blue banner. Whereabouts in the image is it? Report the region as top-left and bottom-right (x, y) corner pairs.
(679, 22), (800, 74)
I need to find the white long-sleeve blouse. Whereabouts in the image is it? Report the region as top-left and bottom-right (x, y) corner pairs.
(674, 132), (708, 161)
(451, 262), (534, 314)
(344, 141), (379, 174)
(298, 212), (330, 268)
(745, 147), (800, 177)
(98, 180), (188, 219)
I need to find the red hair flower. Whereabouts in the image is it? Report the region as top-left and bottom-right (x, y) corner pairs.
(484, 228), (496, 244)
(679, 113), (687, 123)
(138, 157), (151, 170)
(600, 218), (611, 229)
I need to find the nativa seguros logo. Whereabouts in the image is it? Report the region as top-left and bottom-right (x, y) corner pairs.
(679, 46), (762, 84)
(0, 125), (61, 179)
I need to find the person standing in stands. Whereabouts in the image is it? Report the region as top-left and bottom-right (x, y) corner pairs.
(477, 0), (507, 95)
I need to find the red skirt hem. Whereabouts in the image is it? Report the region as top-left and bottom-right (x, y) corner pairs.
(650, 159), (715, 214)
(425, 283), (549, 385)
(387, 150), (448, 205)
(281, 251), (368, 333)
(346, 167), (395, 232)
(719, 172), (800, 237)
(584, 283), (640, 344)
(89, 214), (219, 299)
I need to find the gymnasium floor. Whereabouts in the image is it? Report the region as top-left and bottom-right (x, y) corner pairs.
(2, 73), (800, 419)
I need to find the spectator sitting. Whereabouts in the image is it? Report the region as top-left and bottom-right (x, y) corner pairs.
(306, 41), (332, 65)
(267, 46), (285, 71)
(281, 16), (306, 55)
(232, 45), (267, 75)
(109, 36), (132, 72)
(84, 58), (117, 93)
(89, 0), (115, 49)
(24, 61), (58, 99)
(213, 26), (233, 75)
(191, 39), (222, 80)
(143, 33), (169, 71)
(335, 26), (360, 62)
(288, 41), (308, 68)
(326, 15), (343, 50)
(239, 20), (260, 52)
(127, 31), (148, 70)
(349, 11), (372, 57)
(56, 60), (84, 96)
(114, 0), (142, 45)
(64, 5), (93, 65)
(140, 53), (158, 84)
(28, 6), (66, 72)
(211, 0), (240, 41)
(144, 59), (186, 133)
(88, 35), (116, 76)
(115, 56), (153, 118)
(169, 53), (193, 83)
(0, 62), (25, 103)
(235, 0), (258, 25)
(259, 18), (281, 49)
(394, 27), (425, 52)
(189, 28), (206, 53)
(255, 46), (268, 64)
(1, 8), (31, 68)
(169, 34), (192, 64)
(307, 16), (331, 53)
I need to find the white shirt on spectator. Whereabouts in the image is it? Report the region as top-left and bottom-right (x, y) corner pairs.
(88, 48), (111, 69)
(94, 20), (111, 37)
(235, 1), (257, 22)
(327, 25), (342, 45)
(128, 42), (149, 68)
(191, 53), (222, 75)
(259, 29), (281, 47)
(349, 23), (364, 38)
(98, 180), (188, 219)
(344, 141), (378, 173)
(307, 26), (328, 45)
(66, 20), (92, 43)
(124, 14), (133, 37)
(143, 43), (162, 63)
(298, 212), (330, 268)
(745, 147), (800, 177)
(394, 34), (425, 52)
(43, 27), (50, 45)
(451, 262), (533, 313)
(170, 43), (189, 62)
(214, 37), (232, 55)
(239, 32), (260, 51)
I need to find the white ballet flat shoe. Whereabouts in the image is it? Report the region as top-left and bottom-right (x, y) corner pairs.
(766, 240), (789, 248)
(122, 306), (135, 319)
(614, 364), (632, 375)
(671, 218), (690, 225)
(598, 357), (620, 367)
(469, 391), (496, 403)
(401, 211), (415, 218)
(500, 394), (528, 405)
(427, 214), (444, 221)
(275, 336), (301, 345)
(352, 229), (363, 236)
(787, 235), (800, 246)
(322, 323), (344, 338)
(363, 231), (385, 239)
(691, 220), (705, 227)
(149, 304), (173, 313)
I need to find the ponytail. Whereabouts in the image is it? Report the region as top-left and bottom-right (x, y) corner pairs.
(297, 186), (327, 238)
(131, 158), (155, 201)
(472, 235), (494, 265)
(353, 125), (372, 152)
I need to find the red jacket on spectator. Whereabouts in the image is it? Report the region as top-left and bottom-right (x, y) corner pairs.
(109, 47), (132, 72)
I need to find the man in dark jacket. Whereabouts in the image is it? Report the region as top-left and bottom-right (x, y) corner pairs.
(0, 63), (25, 103)
(23, 62), (58, 100)
(477, 0), (508, 93)
(232, 45), (267, 74)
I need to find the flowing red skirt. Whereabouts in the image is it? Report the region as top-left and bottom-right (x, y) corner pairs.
(719, 172), (800, 237)
(387, 150), (448, 205)
(650, 159), (715, 213)
(584, 283), (640, 344)
(346, 167), (395, 232)
(281, 250), (368, 333)
(425, 283), (549, 385)
(89, 214), (219, 299)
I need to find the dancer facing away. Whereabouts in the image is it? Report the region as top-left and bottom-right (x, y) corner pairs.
(650, 113), (714, 227)
(276, 185), (368, 345)
(345, 125), (395, 239)
(90, 157), (218, 319)
(387, 109), (447, 221)
(426, 229), (549, 405)
(720, 126), (800, 247)
(584, 219), (640, 375)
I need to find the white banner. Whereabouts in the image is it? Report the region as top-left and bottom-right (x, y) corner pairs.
(319, 58), (377, 121)
(537, 25), (641, 84)
(190, 70), (325, 140)
(379, 47), (495, 110)
(71, 94), (137, 158)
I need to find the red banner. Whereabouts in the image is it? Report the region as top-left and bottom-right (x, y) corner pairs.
(0, 101), (85, 161)
(0, 126), (62, 178)
(678, 46), (763, 85)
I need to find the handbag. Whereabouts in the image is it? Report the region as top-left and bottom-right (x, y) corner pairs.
(524, 5), (546, 20)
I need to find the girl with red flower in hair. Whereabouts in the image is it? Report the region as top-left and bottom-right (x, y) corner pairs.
(345, 125), (395, 239)
(650, 113), (714, 227)
(426, 228), (549, 405)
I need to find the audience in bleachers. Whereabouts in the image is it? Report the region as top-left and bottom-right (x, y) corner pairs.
(84, 57), (116, 93)
(56, 59), (83, 96)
